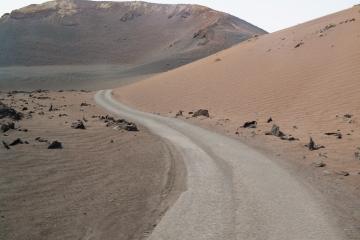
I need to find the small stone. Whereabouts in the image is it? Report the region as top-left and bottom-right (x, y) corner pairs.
(325, 132), (342, 139)
(124, 122), (138, 131)
(192, 109), (210, 118)
(355, 150), (360, 160)
(313, 160), (326, 168)
(266, 124), (285, 137)
(242, 121), (257, 129)
(267, 117), (273, 123)
(80, 102), (90, 107)
(1, 122), (15, 132)
(336, 171), (350, 176)
(71, 120), (86, 130)
(9, 138), (24, 146)
(48, 141), (63, 149)
(175, 110), (184, 117)
(2, 141), (10, 150)
(35, 137), (48, 143)
(305, 137), (324, 151)
(294, 42), (304, 48)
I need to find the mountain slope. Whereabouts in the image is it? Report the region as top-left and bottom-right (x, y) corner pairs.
(0, 0), (266, 67)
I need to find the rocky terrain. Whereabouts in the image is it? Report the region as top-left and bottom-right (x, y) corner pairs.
(0, 90), (185, 240)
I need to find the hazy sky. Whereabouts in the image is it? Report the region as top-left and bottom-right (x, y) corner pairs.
(0, 0), (358, 32)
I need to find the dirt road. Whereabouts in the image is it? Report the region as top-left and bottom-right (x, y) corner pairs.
(95, 89), (345, 240)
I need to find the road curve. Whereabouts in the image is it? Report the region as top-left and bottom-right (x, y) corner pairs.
(95, 89), (345, 240)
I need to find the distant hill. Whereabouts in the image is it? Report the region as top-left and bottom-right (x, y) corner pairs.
(0, 0), (266, 68)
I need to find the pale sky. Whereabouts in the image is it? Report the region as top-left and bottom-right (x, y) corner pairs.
(0, 0), (358, 32)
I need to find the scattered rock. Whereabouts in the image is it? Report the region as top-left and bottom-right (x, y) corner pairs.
(0, 102), (23, 120)
(9, 138), (24, 146)
(267, 117), (273, 123)
(101, 116), (139, 132)
(280, 135), (299, 141)
(242, 121), (257, 129)
(49, 104), (54, 111)
(325, 132), (342, 139)
(336, 171), (350, 177)
(294, 42), (304, 48)
(48, 141), (63, 149)
(320, 24), (336, 33)
(312, 160), (326, 168)
(355, 148), (360, 160)
(175, 110), (184, 118)
(2, 141), (10, 150)
(265, 124), (285, 137)
(59, 114), (68, 117)
(305, 137), (325, 151)
(71, 120), (86, 130)
(344, 114), (353, 119)
(22, 107), (28, 111)
(192, 109), (210, 118)
(118, 121), (138, 132)
(1, 122), (15, 132)
(80, 102), (90, 107)
(35, 137), (49, 143)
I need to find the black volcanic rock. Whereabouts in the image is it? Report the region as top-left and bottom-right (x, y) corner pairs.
(192, 109), (210, 118)
(0, 102), (23, 120)
(0, 0), (266, 67)
(48, 140), (63, 149)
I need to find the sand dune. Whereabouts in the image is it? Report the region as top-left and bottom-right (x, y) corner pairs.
(115, 6), (360, 174)
(111, 8), (360, 238)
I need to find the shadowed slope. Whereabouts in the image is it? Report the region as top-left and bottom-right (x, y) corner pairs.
(0, 0), (266, 67)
